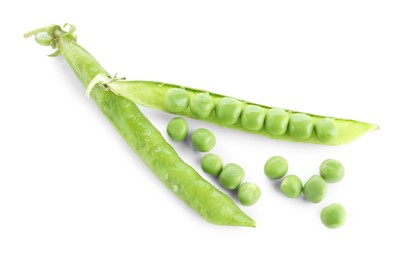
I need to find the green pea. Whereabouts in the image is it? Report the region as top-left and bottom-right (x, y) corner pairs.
(201, 153), (223, 176)
(215, 97), (243, 125)
(166, 117), (189, 141)
(315, 118), (338, 143)
(280, 175), (303, 198)
(265, 108), (289, 135)
(288, 113), (314, 139)
(164, 89), (190, 113)
(219, 163), (245, 190)
(191, 128), (216, 152)
(238, 182), (261, 206)
(264, 156), (288, 180)
(241, 105), (265, 131)
(320, 203), (346, 229)
(320, 159), (345, 183)
(190, 93), (215, 118)
(303, 175), (328, 203)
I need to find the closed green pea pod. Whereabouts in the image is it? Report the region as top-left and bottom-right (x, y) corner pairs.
(216, 97), (243, 125)
(190, 93), (215, 118)
(164, 89), (190, 113)
(26, 24), (256, 228)
(315, 118), (338, 143)
(288, 113), (314, 139)
(265, 108), (289, 136)
(241, 105), (265, 131)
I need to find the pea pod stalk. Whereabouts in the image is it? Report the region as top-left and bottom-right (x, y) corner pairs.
(25, 24), (255, 227)
(93, 81), (378, 146)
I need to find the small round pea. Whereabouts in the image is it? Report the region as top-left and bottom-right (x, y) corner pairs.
(238, 182), (261, 206)
(191, 128), (216, 152)
(190, 93), (215, 118)
(241, 105), (265, 131)
(164, 89), (190, 113)
(288, 113), (314, 140)
(265, 108), (289, 136)
(315, 118), (338, 143)
(219, 163), (245, 190)
(201, 153), (223, 176)
(320, 159), (345, 183)
(264, 156), (288, 180)
(280, 175), (303, 198)
(215, 97), (243, 125)
(166, 117), (189, 141)
(320, 203), (346, 229)
(303, 175), (328, 203)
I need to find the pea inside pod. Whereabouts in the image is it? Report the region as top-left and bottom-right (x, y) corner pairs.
(164, 89), (190, 113)
(190, 93), (215, 118)
(288, 113), (314, 140)
(241, 105), (265, 131)
(216, 97), (243, 125)
(315, 118), (338, 143)
(265, 108), (289, 136)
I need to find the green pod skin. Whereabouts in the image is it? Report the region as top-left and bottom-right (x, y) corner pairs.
(107, 80), (379, 146)
(25, 25), (255, 227)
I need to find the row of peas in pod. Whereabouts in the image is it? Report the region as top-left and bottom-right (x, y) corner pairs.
(164, 88), (338, 143)
(264, 156), (346, 229)
(167, 117), (261, 206)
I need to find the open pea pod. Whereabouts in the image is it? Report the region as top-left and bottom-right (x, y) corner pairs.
(99, 80), (378, 145)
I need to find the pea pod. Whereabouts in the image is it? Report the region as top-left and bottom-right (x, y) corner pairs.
(98, 81), (378, 145)
(24, 24), (255, 227)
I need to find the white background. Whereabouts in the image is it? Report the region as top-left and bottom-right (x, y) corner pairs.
(1, 0), (411, 259)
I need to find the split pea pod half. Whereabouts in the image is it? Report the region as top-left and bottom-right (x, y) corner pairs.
(100, 81), (379, 146)
(25, 24), (255, 227)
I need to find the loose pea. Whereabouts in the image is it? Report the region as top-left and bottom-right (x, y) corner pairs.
(201, 153), (223, 176)
(241, 105), (265, 131)
(264, 156), (288, 180)
(164, 89), (190, 113)
(320, 203), (346, 229)
(238, 182), (261, 206)
(320, 159), (345, 183)
(190, 93), (215, 118)
(303, 175), (328, 203)
(191, 128), (216, 152)
(280, 175), (303, 198)
(219, 163), (245, 190)
(265, 108), (289, 135)
(215, 97), (243, 125)
(166, 117), (189, 141)
(315, 118), (338, 143)
(288, 113), (314, 139)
